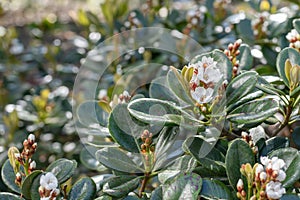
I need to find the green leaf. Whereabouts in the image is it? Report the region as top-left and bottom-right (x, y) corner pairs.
(149, 77), (180, 104)
(200, 179), (232, 199)
(276, 47), (300, 87)
(77, 101), (109, 127)
(227, 98), (279, 124)
(30, 173), (43, 200)
(281, 194), (300, 200)
(293, 18), (300, 33)
(158, 155), (197, 183)
(21, 170), (42, 199)
(46, 158), (77, 184)
(68, 177), (96, 200)
(80, 146), (107, 171)
(183, 134), (226, 175)
(103, 176), (140, 198)
(237, 44), (253, 70)
(108, 103), (145, 153)
(95, 147), (143, 173)
(128, 98), (182, 126)
(236, 19), (255, 44)
(225, 139), (255, 190)
(0, 192), (24, 200)
(291, 85), (300, 97)
(150, 186), (163, 200)
(167, 67), (193, 104)
(226, 91), (264, 113)
(269, 148), (300, 188)
(1, 159), (20, 194)
(162, 173), (202, 200)
(226, 71), (257, 106)
(260, 137), (289, 156)
(183, 132), (225, 163)
(153, 126), (184, 171)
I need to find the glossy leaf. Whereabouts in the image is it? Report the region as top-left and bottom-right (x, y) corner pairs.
(158, 155), (197, 183)
(237, 44), (253, 70)
(80, 146), (107, 171)
(153, 126), (184, 171)
(162, 173), (202, 200)
(128, 98), (182, 126)
(0, 192), (24, 200)
(167, 67), (193, 104)
(108, 103), (144, 153)
(77, 100), (109, 127)
(103, 176), (140, 198)
(225, 139), (255, 190)
(150, 186), (163, 200)
(226, 71), (257, 106)
(46, 158), (77, 184)
(227, 98), (279, 124)
(200, 179), (232, 199)
(260, 137), (289, 156)
(270, 148), (300, 187)
(68, 177), (96, 200)
(30, 173), (43, 200)
(21, 170), (42, 199)
(1, 160), (20, 194)
(293, 18), (300, 33)
(96, 147), (143, 173)
(149, 77), (180, 104)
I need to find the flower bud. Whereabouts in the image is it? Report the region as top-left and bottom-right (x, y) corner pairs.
(28, 134), (35, 143)
(30, 160), (36, 170)
(259, 171), (267, 182)
(255, 164), (264, 176)
(237, 179), (244, 191)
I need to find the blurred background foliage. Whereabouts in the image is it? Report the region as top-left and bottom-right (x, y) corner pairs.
(0, 0), (299, 193)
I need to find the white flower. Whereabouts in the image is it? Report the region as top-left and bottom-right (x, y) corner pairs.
(276, 170), (286, 182)
(191, 87), (214, 103)
(198, 56), (217, 69)
(260, 156), (270, 166)
(286, 29), (299, 41)
(266, 181), (286, 199)
(28, 134), (35, 142)
(40, 172), (58, 191)
(197, 66), (222, 84)
(255, 164), (264, 176)
(271, 157), (285, 171)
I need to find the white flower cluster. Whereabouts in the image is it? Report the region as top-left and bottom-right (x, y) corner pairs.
(39, 172), (60, 200)
(256, 156), (287, 199)
(286, 29), (300, 50)
(251, 12), (269, 38)
(189, 56), (222, 104)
